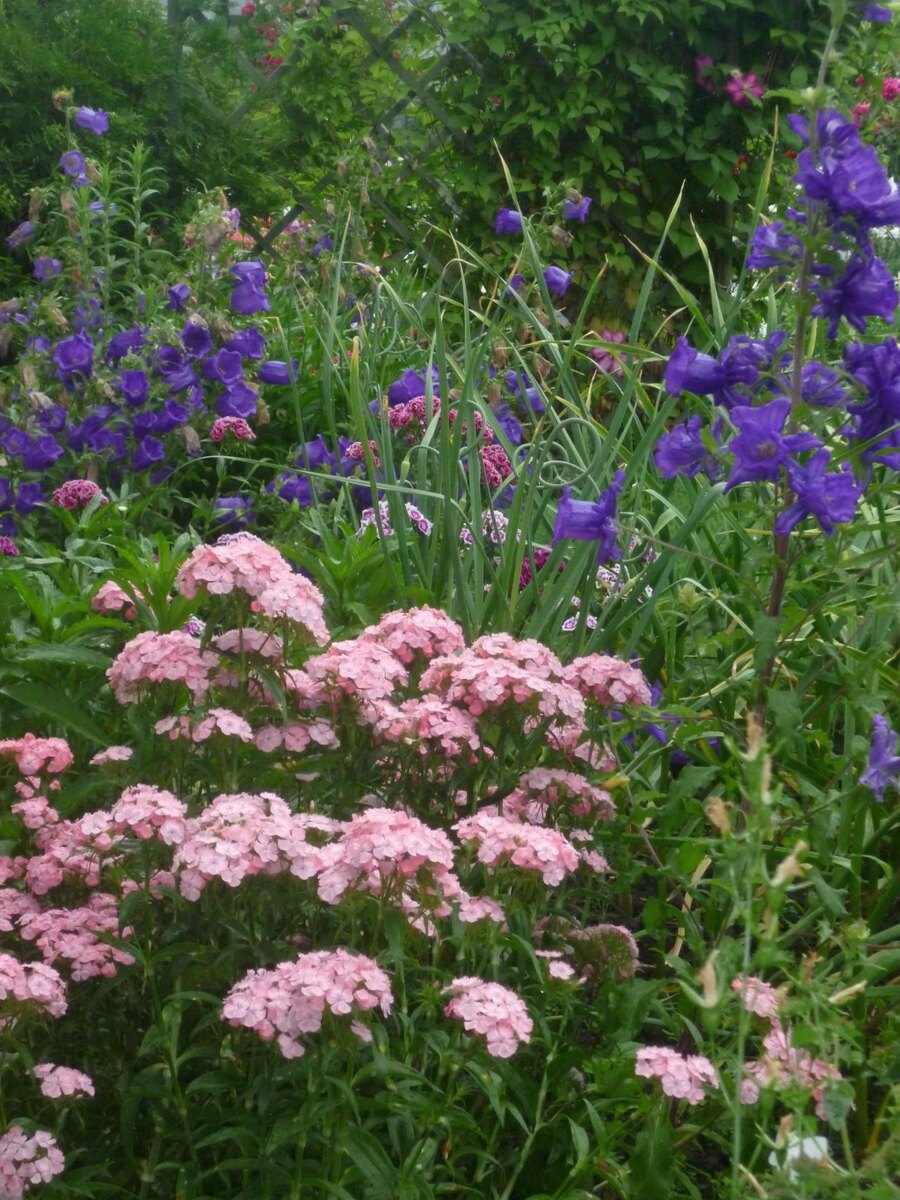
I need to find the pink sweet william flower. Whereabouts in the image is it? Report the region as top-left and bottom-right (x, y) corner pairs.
(725, 71), (765, 107)
(745, 1018), (843, 1119)
(731, 975), (782, 1019)
(107, 630), (219, 703)
(315, 807), (460, 907)
(565, 653), (651, 706)
(635, 1045), (719, 1105)
(211, 416), (255, 443)
(33, 1063), (95, 1099)
(454, 811), (580, 886)
(882, 77), (900, 100)
(0, 952), (68, 1023)
(91, 581), (142, 619)
(0, 735), (74, 778)
(358, 606), (465, 665)
(444, 977), (532, 1058)
(18, 894), (135, 981)
(108, 784), (187, 845)
(222, 948), (393, 1059)
(0, 1126), (65, 1198)
(373, 696), (481, 759)
(89, 745), (133, 766)
(502, 766), (615, 825)
(51, 478), (108, 510)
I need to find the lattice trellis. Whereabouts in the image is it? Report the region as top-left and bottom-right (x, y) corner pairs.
(166, 0), (485, 272)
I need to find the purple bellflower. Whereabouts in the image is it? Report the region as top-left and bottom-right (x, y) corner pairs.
(654, 415), (722, 480)
(724, 397), (820, 491)
(774, 449), (863, 536)
(495, 209), (523, 235)
(564, 195), (592, 222)
(6, 222), (35, 250)
(552, 470), (625, 564)
(543, 266), (572, 298)
(860, 715), (900, 801)
(74, 107), (110, 135)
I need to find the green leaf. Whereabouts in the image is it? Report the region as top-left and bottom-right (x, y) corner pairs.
(0, 682), (108, 744)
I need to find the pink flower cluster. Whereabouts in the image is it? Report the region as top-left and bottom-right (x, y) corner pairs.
(172, 793), (340, 899)
(107, 630), (219, 704)
(175, 533), (329, 645)
(443, 977), (532, 1058)
(454, 812), (580, 886)
(566, 654), (651, 707)
(19, 894), (134, 981)
(0, 1127), (64, 1199)
(89, 745), (133, 766)
(374, 696), (481, 759)
(210, 416), (256, 442)
(0, 953), (67, 1023)
(635, 1046), (719, 1105)
(50, 479), (107, 510)
(0, 735), (73, 777)
(420, 643), (584, 730)
(91, 581), (141, 619)
(882, 77), (900, 101)
(359, 606), (465, 666)
(33, 1063), (95, 1100)
(156, 707), (254, 744)
(743, 1018), (842, 1116)
(306, 640), (409, 713)
(731, 975), (782, 1019)
(502, 767), (615, 825)
(316, 808), (459, 907)
(222, 948), (394, 1058)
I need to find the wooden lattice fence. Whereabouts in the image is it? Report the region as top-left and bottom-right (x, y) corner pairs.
(165, 0), (485, 271)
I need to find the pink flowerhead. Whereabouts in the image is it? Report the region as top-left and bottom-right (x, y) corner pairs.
(565, 654), (651, 706)
(0, 734), (74, 777)
(635, 1045), (719, 1105)
(211, 416), (256, 443)
(443, 977), (532, 1058)
(454, 812), (580, 886)
(222, 949), (393, 1059)
(0, 952), (68, 1021)
(0, 1126), (65, 1197)
(33, 1063), (95, 1099)
(89, 745), (133, 766)
(731, 975), (782, 1019)
(0, 536), (18, 557)
(725, 71), (765, 108)
(882, 77), (900, 101)
(107, 630), (219, 704)
(92, 580), (142, 618)
(51, 479), (107, 510)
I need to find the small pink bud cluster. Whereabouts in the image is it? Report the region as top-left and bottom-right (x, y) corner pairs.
(222, 949), (394, 1058)
(882, 77), (900, 100)
(50, 479), (107, 510)
(33, 1063), (95, 1099)
(443, 977), (532, 1058)
(0, 1126), (65, 1198)
(635, 1046), (719, 1105)
(480, 442), (513, 488)
(211, 416), (256, 442)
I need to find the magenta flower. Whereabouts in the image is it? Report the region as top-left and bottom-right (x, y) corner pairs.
(725, 72), (765, 107)
(694, 55), (716, 94)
